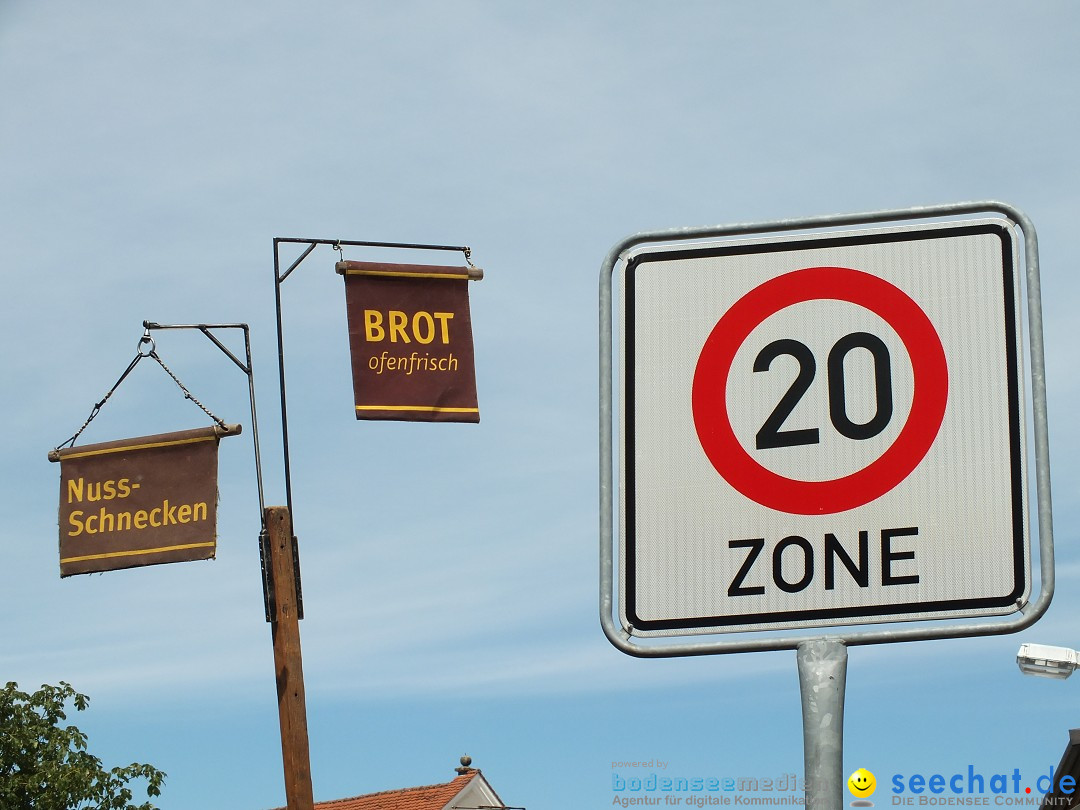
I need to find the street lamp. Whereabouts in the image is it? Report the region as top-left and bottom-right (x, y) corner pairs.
(1017, 643), (1080, 679)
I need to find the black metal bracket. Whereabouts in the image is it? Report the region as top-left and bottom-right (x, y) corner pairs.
(258, 527), (305, 623)
(270, 237), (472, 623)
(141, 321), (275, 619)
(272, 237), (471, 521)
(142, 321), (266, 517)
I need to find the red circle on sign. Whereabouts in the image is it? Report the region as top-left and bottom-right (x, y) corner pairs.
(691, 266), (948, 515)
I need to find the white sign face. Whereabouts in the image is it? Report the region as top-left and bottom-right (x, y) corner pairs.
(621, 219), (1028, 635)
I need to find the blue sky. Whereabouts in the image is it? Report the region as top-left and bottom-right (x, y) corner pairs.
(2, 2), (1080, 808)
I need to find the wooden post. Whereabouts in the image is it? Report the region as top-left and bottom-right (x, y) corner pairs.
(265, 505), (314, 810)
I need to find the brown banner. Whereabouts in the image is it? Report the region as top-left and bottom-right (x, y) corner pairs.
(49, 424), (241, 577)
(337, 261), (481, 423)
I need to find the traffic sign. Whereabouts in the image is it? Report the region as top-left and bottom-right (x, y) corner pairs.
(620, 218), (1029, 634)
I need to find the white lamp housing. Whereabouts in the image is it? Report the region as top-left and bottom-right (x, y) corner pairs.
(1017, 643), (1080, 680)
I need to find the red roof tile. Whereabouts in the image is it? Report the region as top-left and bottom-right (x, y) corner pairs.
(301, 769), (482, 810)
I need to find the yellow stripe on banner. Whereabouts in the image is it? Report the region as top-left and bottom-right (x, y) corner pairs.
(356, 405), (480, 414)
(60, 542), (216, 564)
(344, 270), (470, 280)
(59, 435), (217, 461)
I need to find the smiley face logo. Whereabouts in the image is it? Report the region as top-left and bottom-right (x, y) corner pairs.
(847, 768), (876, 799)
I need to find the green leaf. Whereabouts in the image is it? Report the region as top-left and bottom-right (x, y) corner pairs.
(0, 682), (166, 810)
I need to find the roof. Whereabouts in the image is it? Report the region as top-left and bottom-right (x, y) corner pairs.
(1041, 729), (1080, 809)
(284, 768), (487, 810)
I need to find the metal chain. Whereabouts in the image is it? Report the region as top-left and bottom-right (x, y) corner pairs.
(148, 350), (227, 429)
(55, 336), (226, 451)
(54, 352), (146, 450)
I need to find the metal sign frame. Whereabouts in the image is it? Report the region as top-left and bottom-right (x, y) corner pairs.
(599, 200), (1054, 656)
(272, 237), (474, 520)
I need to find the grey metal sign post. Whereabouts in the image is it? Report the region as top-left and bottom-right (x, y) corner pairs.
(599, 201), (1053, 810)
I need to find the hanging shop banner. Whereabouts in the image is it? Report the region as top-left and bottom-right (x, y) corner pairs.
(48, 424), (241, 577)
(336, 260), (482, 423)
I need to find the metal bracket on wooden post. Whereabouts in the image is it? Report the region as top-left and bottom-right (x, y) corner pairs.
(259, 529), (304, 623)
(291, 534), (304, 620)
(265, 505), (314, 810)
(259, 528), (274, 623)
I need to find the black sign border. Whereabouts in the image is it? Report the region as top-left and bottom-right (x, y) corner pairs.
(622, 222), (1025, 633)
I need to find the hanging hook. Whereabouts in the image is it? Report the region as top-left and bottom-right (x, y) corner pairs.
(462, 246), (475, 268)
(332, 240), (344, 261)
(138, 327), (155, 357)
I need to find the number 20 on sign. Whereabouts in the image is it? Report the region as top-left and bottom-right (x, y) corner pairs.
(620, 219), (1029, 635)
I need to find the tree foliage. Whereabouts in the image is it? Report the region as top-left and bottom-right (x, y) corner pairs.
(0, 681), (165, 810)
